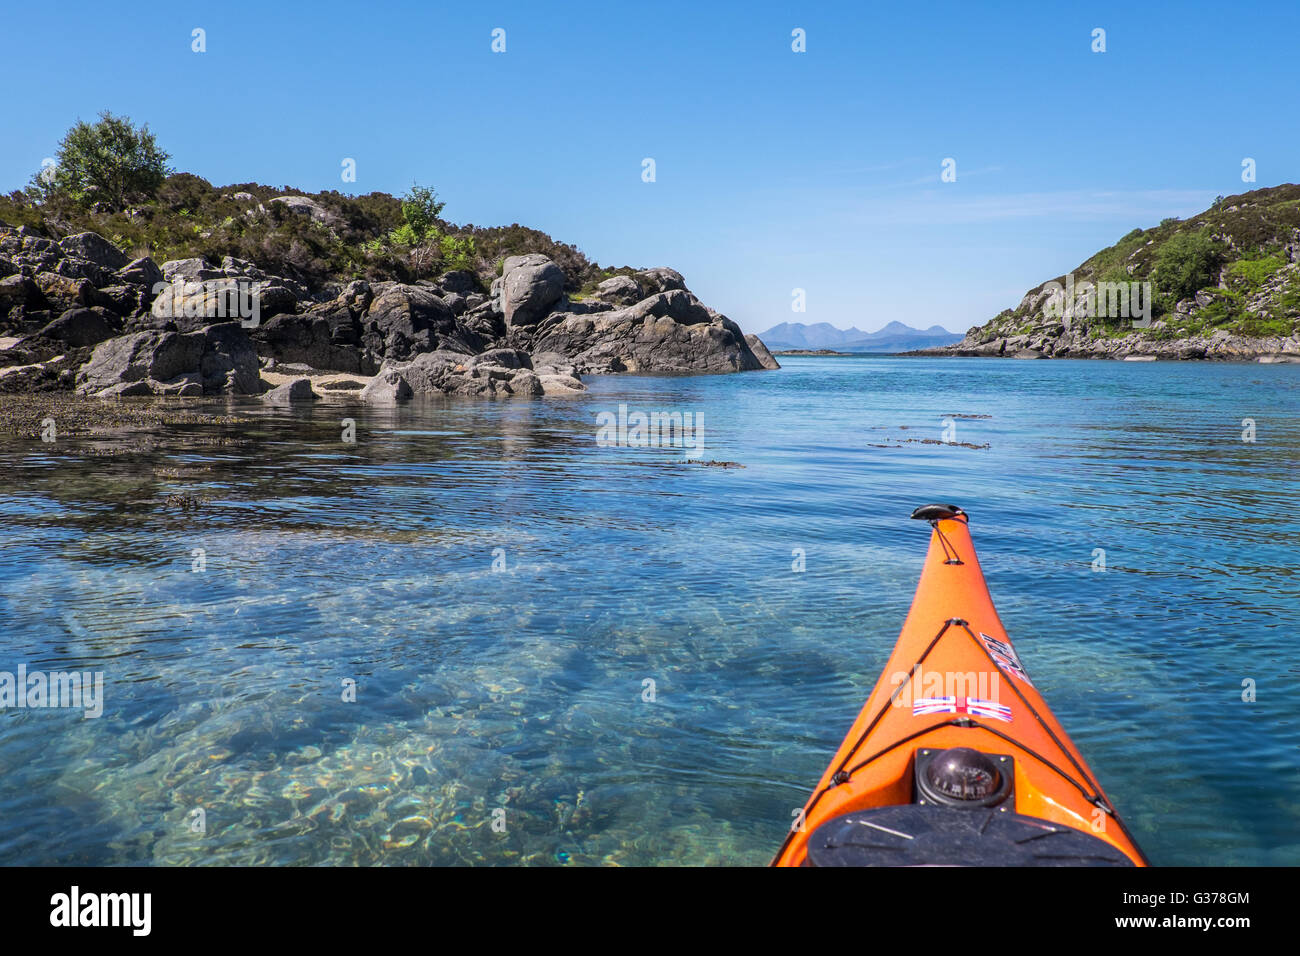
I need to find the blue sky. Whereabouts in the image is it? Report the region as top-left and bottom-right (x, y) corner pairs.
(3, 1), (1297, 334)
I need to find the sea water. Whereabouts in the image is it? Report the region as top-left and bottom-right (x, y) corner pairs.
(1, 356), (1296, 865)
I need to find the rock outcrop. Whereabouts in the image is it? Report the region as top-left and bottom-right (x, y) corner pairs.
(528, 288), (766, 374)
(2, 222), (777, 396)
(745, 334), (781, 370)
(361, 283), (485, 360)
(75, 323), (261, 397)
(364, 347), (582, 400)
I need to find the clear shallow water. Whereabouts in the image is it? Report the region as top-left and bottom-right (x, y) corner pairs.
(1, 356), (1297, 866)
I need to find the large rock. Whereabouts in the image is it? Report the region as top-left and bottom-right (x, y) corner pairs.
(76, 323), (262, 396)
(370, 348), (581, 399)
(268, 195), (340, 226)
(253, 300), (373, 374)
(92, 284), (152, 318)
(359, 368), (414, 404)
(115, 256), (165, 289)
(438, 270), (479, 295)
(361, 283), (485, 360)
(37, 307), (122, 348)
(0, 274), (41, 311)
(466, 347), (532, 370)
(150, 277), (296, 329)
(33, 272), (93, 312)
(635, 267), (687, 295)
(52, 255), (113, 286)
(0, 228), (61, 275)
(529, 290), (766, 373)
(160, 257), (223, 282)
(745, 334), (781, 370)
(500, 254), (565, 328)
(58, 232), (129, 271)
(592, 275), (642, 306)
(262, 377), (317, 403)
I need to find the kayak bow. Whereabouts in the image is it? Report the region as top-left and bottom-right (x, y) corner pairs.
(772, 505), (1148, 867)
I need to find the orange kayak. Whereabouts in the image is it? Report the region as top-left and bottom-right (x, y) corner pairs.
(772, 505), (1148, 867)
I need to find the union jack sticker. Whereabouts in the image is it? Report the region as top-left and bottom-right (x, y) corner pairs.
(913, 696), (1012, 722)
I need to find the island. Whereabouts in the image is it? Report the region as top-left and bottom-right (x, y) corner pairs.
(1, 114), (780, 405)
(912, 185), (1300, 361)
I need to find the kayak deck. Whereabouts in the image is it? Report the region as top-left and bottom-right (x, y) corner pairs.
(772, 505), (1147, 866)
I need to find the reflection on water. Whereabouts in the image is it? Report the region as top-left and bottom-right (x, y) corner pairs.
(1, 357), (1298, 865)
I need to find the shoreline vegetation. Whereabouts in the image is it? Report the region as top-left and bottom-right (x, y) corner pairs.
(1, 113), (779, 412)
(912, 184), (1300, 362)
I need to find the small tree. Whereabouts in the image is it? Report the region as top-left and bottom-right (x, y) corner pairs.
(395, 184), (444, 245)
(1152, 231), (1225, 300)
(34, 111), (171, 210)
(387, 184), (448, 277)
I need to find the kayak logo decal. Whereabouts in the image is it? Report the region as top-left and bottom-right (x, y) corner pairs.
(913, 696), (1012, 722)
(977, 632), (1033, 687)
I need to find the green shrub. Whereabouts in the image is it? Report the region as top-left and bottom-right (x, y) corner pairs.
(1151, 231), (1226, 299)
(439, 234), (476, 272)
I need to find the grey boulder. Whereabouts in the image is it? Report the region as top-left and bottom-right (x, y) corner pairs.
(529, 290), (765, 374)
(500, 254), (565, 328)
(58, 232), (130, 271)
(371, 348), (579, 398)
(37, 307), (123, 348)
(116, 256), (165, 289)
(592, 275), (642, 306)
(76, 322), (262, 396)
(359, 368), (414, 404)
(263, 377), (317, 402)
(745, 334), (781, 370)
(361, 283), (485, 361)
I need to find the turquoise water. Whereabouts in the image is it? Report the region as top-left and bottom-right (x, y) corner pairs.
(1, 356), (1297, 866)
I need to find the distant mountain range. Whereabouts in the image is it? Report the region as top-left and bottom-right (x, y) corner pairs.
(757, 321), (963, 353)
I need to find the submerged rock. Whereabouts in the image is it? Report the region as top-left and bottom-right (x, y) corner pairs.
(262, 377), (317, 403)
(359, 368), (414, 404)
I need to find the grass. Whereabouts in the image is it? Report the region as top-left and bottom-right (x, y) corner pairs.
(1226, 254), (1286, 289)
(2, 174), (631, 294)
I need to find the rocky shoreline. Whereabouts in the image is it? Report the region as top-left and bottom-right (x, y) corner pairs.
(910, 328), (1300, 362)
(772, 348), (854, 356)
(0, 225), (779, 403)
(911, 185), (1300, 362)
